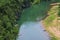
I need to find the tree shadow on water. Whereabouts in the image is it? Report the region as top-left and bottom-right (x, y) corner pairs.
(18, 1), (52, 25)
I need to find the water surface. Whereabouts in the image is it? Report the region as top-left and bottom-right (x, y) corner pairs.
(17, 21), (50, 40)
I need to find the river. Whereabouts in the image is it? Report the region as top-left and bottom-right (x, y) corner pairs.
(17, 21), (50, 40)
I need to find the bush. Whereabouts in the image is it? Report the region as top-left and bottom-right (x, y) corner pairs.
(0, 0), (22, 40)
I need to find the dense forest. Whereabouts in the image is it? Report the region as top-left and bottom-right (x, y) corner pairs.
(0, 0), (41, 40)
(0, 0), (60, 40)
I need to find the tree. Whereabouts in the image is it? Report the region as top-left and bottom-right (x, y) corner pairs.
(0, 0), (22, 40)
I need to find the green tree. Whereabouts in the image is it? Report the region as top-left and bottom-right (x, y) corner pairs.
(0, 0), (22, 40)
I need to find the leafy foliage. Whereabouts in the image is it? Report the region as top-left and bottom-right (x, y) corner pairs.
(0, 0), (22, 40)
(0, 0), (59, 40)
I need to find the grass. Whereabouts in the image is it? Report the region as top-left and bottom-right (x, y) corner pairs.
(44, 5), (59, 26)
(51, 37), (58, 40)
(44, 15), (56, 26)
(43, 3), (59, 40)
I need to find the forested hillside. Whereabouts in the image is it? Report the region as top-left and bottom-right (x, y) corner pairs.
(0, 0), (60, 40)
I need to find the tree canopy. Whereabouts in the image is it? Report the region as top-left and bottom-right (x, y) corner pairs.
(0, 0), (59, 40)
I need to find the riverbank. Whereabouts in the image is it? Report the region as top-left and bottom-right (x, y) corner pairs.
(42, 3), (60, 40)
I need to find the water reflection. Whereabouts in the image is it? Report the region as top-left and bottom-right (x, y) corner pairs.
(17, 21), (50, 40)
